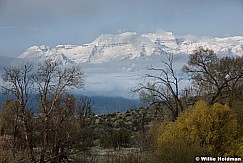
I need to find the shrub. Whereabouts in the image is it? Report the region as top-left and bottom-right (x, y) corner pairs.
(157, 101), (238, 162)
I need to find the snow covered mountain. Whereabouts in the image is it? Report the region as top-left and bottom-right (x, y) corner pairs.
(15, 31), (243, 98)
(18, 31), (243, 64)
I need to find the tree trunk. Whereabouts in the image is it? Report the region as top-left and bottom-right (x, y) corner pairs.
(40, 115), (48, 163)
(21, 108), (35, 161)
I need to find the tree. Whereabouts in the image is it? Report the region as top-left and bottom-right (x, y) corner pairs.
(0, 100), (20, 160)
(183, 47), (243, 105)
(157, 101), (238, 162)
(1, 63), (35, 160)
(134, 53), (184, 121)
(0, 60), (87, 162)
(100, 128), (131, 150)
(33, 60), (84, 162)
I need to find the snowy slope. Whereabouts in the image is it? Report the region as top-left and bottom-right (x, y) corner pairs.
(20, 45), (75, 65)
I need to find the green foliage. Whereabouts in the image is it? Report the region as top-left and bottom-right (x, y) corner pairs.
(157, 101), (238, 162)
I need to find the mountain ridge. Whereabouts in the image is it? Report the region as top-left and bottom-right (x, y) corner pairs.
(18, 31), (243, 64)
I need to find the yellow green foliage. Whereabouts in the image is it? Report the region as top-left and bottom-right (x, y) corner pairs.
(231, 101), (243, 136)
(235, 137), (243, 157)
(157, 101), (238, 162)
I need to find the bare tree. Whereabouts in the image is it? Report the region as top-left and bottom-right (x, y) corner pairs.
(134, 54), (184, 121)
(1, 63), (35, 160)
(183, 47), (243, 105)
(33, 60), (85, 163)
(69, 96), (95, 154)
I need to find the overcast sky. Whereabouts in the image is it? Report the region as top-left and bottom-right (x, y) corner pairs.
(0, 0), (243, 57)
